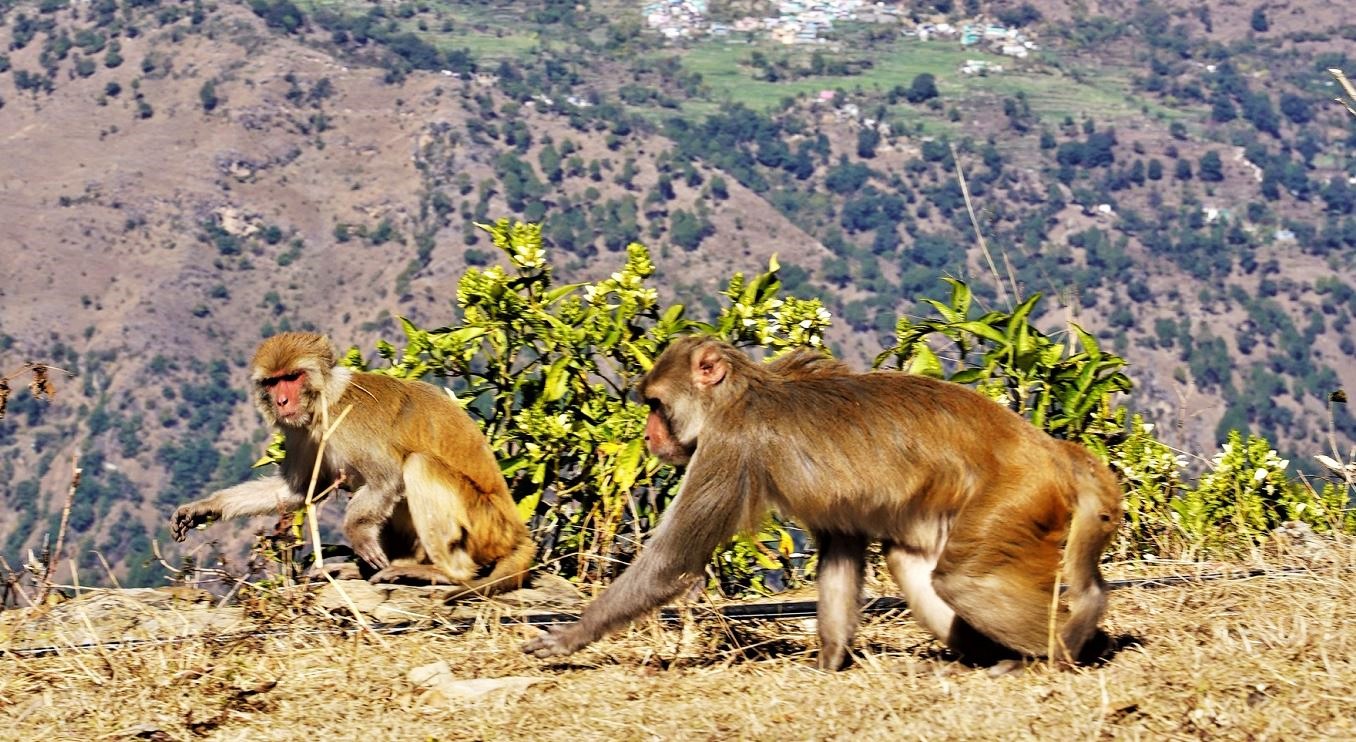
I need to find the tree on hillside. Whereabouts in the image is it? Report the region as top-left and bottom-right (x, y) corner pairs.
(249, 0), (304, 34)
(1199, 150), (1224, 182)
(199, 80), (218, 112)
(857, 127), (880, 159)
(1250, 6), (1269, 33)
(1279, 93), (1312, 125)
(670, 208), (711, 250)
(905, 73), (938, 104)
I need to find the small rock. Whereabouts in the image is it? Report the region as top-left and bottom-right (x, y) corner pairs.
(313, 579), (389, 615)
(488, 573), (583, 609)
(408, 661), (544, 705)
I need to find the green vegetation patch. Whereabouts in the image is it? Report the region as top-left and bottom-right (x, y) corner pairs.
(676, 38), (1181, 125)
(297, 0), (541, 60)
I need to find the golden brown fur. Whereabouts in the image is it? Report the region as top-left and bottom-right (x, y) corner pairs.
(525, 335), (1122, 669)
(171, 332), (534, 595)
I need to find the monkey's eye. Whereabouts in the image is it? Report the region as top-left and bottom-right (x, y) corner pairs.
(644, 397), (661, 413)
(263, 371), (304, 388)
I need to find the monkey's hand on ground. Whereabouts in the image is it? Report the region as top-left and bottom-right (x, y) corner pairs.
(522, 624), (593, 658)
(170, 503), (220, 542)
(349, 534), (391, 571)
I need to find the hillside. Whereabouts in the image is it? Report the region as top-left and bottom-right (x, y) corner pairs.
(0, 0), (1353, 585)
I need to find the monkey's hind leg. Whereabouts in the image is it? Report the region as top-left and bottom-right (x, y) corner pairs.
(1056, 442), (1121, 664)
(883, 541), (1018, 666)
(931, 499), (1067, 662)
(369, 559), (461, 586)
(814, 531), (868, 671)
(394, 454), (480, 584)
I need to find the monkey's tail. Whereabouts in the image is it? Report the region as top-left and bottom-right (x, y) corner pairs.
(1054, 441), (1123, 661)
(448, 534), (537, 599)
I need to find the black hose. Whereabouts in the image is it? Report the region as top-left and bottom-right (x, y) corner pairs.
(0, 567), (1311, 658)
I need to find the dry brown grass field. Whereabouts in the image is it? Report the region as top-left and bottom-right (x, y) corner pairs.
(3, 541), (1354, 741)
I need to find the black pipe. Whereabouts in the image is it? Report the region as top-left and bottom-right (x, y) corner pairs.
(0, 568), (1309, 658)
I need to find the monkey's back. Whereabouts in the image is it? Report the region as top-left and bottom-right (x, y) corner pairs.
(330, 371), (509, 497)
(735, 371), (1077, 540)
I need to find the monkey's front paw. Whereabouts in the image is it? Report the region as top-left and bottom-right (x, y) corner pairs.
(170, 505), (218, 542)
(350, 537), (391, 571)
(522, 625), (589, 659)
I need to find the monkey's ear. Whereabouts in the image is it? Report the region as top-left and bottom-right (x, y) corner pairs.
(691, 344), (728, 388)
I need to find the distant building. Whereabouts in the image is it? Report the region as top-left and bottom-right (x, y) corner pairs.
(1202, 206), (1232, 224)
(960, 59), (1003, 75)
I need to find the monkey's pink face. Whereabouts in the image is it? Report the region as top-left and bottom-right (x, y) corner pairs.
(261, 370), (308, 425)
(644, 404), (693, 465)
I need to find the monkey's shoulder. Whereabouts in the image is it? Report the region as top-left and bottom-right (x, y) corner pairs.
(772, 369), (976, 397)
(342, 371), (457, 403)
(767, 370), (1037, 429)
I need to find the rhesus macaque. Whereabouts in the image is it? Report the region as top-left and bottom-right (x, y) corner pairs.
(170, 332), (534, 594)
(524, 335), (1122, 670)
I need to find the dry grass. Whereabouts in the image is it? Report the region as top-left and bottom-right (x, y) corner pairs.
(3, 543), (1355, 741)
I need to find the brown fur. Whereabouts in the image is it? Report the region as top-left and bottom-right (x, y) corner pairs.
(524, 335), (1122, 669)
(170, 332), (535, 595)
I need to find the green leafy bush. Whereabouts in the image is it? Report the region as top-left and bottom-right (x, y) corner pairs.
(296, 223), (1350, 590)
(352, 219), (829, 591)
(1170, 431), (1352, 556)
(874, 279), (1131, 455)
(870, 280), (1353, 559)
(1111, 415), (1186, 558)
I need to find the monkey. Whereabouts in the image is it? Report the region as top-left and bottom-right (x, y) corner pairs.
(170, 332), (535, 595)
(524, 334), (1122, 670)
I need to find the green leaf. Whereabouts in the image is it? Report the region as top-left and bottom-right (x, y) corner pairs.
(543, 357), (570, 402)
(1005, 293), (1043, 339)
(515, 490), (541, 523)
(923, 298), (962, 324)
(948, 368), (986, 385)
(543, 283), (586, 303)
(1070, 322), (1101, 357)
(659, 304), (686, 327)
(499, 454), (529, 477)
(622, 341), (653, 371)
(954, 321), (1008, 345)
(943, 277), (972, 317)
(735, 534), (782, 570)
(612, 438), (645, 492)
(906, 344), (944, 378)
(398, 316), (426, 343)
(743, 271), (779, 305)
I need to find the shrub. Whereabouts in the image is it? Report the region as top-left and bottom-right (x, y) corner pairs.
(355, 219), (831, 592)
(904, 73), (938, 104)
(875, 279), (1132, 455)
(199, 80), (219, 112)
(1111, 416), (1186, 558)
